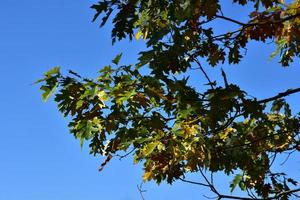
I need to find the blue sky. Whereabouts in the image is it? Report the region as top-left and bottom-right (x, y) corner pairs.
(1, 1), (300, 200)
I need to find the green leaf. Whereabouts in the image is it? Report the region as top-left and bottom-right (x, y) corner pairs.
(112, 53), (123, 65)
(80, 137), (85, 149)
(41, 82), (58, 102)
(143, 141), (159, 157)
(271, 99), (285, 113)
(35, 67), (60, 84)
(76, 100), (84, 109)
(44, 67), (60, 77)
(38, 1), (300, 197)
(230, 174), (243, 193)
(239, 181), (246, 191)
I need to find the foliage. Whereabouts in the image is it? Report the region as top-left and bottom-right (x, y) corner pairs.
(37, 0), (300, 199)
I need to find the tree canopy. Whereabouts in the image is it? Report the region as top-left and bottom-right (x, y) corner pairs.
(37, 0), (300, 199)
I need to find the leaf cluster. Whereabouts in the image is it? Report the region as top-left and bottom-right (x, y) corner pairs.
(38, 0), (300, 199)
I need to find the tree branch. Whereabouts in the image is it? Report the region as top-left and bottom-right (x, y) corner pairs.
(258, 87), (300, 104)
(179, 167), (300, 200)
(215, 15), (246, 26)
(115, 148), (136, 160)
(193, 58), (215, 90)
(179, 177), (210, 187)
(215, 12), (300, 27)
(210, 12), (300, 43)
(270, 187), (300, 199)
(137, 183), (146, 200)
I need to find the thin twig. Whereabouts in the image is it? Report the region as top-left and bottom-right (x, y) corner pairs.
(137, 182), (146, 200)
(280, 150), (296, 166)
(115, 148), (136, 160)
(193, 58), (215, 90)
(179, 177), (210, 187)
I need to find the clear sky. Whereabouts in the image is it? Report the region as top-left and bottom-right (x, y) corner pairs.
(1, 1), (300, 200)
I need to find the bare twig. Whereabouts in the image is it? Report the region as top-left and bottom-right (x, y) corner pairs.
(280, 149), (296, 166)
(199, 168), (220, 195)
(193, 58), (215, 90)
(115, 148), (136, 160)
(179, 177), (210, 187)
(137, 182), (146, 200)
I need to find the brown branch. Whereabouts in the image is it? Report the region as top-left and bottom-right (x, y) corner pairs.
(216, 188), (300, 200)
(198, 168), (260, 200)
(256, 12), (300, 25)
(280, 149), (296, 166)
(246, 186), (258, 199)
(219, 130), (296, 151)
(193, 58), (215, 90)
(258, 87), (300, 104)
(115, 148), (136, 160)
(215, 187), (300, 199)
(215, 15), (246, 26)
(199, 168), (220, 196)
(179, 177), (210, 187)
(215, 12), (300, 27)
(211, 12), (300, 42)
(270, 187), (300, 199)
(218, 194), (259, 200)
(179, 167), (300, 200)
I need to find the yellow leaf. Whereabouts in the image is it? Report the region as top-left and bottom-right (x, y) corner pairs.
(143, 28), (148, 40)
(143, 171), (152, 181)
(97, 90), (108, 108)
(135, 31), (142, 40)
(219, 127), (235, 140)
(143, 141), (159, 156)
(184, 36), (190, 41)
